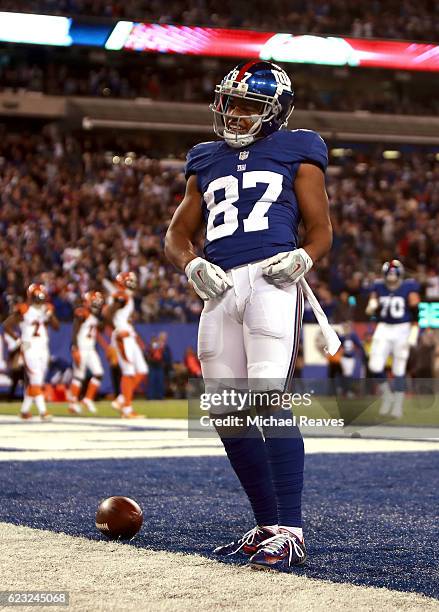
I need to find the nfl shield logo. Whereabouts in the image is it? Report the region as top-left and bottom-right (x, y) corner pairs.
(239, 151), (249, 160)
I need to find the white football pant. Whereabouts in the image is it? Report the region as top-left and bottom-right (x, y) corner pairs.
(198, 259), (304, 400)
(113, 334), (149, 377)
(22, 348), (49, 386)
(368, 322), (411, 377)
(73, 348), (104, 381)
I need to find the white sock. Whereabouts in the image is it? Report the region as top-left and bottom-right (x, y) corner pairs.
(279, 526), (304, 541)
(35, 394), (47, 415)
(21, 395), (33, 414)
(117, 394), (124, 405)
(261, 524), (278, 533)
(378, 381), (393, 415)
(391, 391), (404, 417)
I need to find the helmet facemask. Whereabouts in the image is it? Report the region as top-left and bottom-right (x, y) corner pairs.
(383, 260), (404, 290)
(385, 270), (402, 290)
(27, 284), (47, 307)
(211, 81), (283, 148)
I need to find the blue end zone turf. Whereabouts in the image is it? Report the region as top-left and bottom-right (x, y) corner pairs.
(0, 452), (437, 598)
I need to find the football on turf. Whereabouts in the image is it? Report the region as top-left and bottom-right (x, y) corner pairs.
(96, 496), (143, 540)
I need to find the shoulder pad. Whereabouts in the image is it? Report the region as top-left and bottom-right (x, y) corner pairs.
(75, 307), (89, 319)
(406, 278), (421, 292)
(113, 291), (128, 305)
(288, 129), (328, 172)
(185, 141), (217, 180)
(14, 303), (29, 316)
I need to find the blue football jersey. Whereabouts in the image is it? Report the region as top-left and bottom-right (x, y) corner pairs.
(339, 332), (363, 358)
(372, 279), (420, 324)
(185, 129), (328, 270)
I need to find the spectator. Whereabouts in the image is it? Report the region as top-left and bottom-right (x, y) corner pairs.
(184, 346), (201, 378)
(146, 336), (166, 399)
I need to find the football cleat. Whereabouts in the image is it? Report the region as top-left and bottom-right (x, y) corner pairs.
(213, 526), (276, 557)
(249, 531), (307, 570)
(111, 396), (124, 412)
(68, 403), (82, 415)
(39, 412), (53, 422)
(19, 412), (32, 420)
(121, 411), (145, 419)
(81, 398), (97, 414)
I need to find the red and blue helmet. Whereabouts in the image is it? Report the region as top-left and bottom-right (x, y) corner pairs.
(211, 60), (295, 148)
(382, 259), (404, 288)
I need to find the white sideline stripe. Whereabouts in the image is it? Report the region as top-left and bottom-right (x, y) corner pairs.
(0, 416), (438, 461)
(0, 522), (436, 612)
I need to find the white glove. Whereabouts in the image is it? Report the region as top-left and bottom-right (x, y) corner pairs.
(408, 325), (419, 348)
(262, 248), (313, 287)
(185, 257), (233, 300)
(365, 297), (379, 316)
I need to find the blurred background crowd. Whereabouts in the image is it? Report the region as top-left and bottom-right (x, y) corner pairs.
(0, 126), (438, 324)
(2, 0), (439, 41)
(1, 53), (437, 117)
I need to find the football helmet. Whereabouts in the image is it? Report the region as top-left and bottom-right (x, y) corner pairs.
(211, 60), (294, 148)
(382, 259), (404, 289)
(84, 290), (104, 314)
(27, 283), (48, 305)
(116, 271), (137, 291)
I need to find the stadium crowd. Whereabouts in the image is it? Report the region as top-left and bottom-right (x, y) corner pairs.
(1, 127), (438, 324)
(1, 58), (437, 117)
(2, 0), (439, 42)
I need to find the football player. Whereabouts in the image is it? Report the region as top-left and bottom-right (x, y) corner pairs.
(104, 272), (148, 418)
(366, 260), (420, 417)
(338, 321), (366, 396)
(165, 61), (332, 570)
(68, 291), (105, 415)
(3, 283), (59, 420)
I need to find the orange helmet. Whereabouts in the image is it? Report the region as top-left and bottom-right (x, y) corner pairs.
(27, 283), (48, 304)
(116, 271), (137, 290)
(84, 290), (104, 314)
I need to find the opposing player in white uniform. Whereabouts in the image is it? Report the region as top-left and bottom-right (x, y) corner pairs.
(3, 283), (60, 420)
(105, 272), (148, 418)
(366, 260), (420, 417)
(165, 61), (334, 569)
(68, 291), (105, 415)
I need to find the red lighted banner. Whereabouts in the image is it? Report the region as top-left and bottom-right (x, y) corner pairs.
(118, 24), (439, 72)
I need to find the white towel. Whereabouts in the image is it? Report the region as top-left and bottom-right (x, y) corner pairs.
(299, 278), (341, 356)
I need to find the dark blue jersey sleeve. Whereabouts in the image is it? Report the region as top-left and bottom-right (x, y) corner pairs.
(307, 132), (328, 172)
(284, 129), (328, 173)
(184, 142), (216, 181)
(406, 279), (421, 294)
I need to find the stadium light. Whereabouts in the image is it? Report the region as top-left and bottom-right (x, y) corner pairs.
(383, 150), (401, 159)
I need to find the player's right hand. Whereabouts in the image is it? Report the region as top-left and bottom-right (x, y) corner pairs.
(365, 297), (379, 316)
(185, 257), (233, 300)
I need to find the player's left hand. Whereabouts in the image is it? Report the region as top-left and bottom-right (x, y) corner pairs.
(262, 248), (313, 287)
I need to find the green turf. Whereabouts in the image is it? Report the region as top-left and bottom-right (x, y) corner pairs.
(0, 395), (438, 427)
(0, 400), (188, 419)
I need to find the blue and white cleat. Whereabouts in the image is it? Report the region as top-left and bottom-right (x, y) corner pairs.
(249, 531), (307, 570)
(213, 526), (276, 557)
